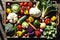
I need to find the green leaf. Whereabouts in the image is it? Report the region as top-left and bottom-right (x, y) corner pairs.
(38, 0), (57, 18)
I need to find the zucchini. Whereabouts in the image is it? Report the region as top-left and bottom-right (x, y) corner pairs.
(17, 15), (27, 24)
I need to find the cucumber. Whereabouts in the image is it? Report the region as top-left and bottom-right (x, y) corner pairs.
(17, 15), (27, 24)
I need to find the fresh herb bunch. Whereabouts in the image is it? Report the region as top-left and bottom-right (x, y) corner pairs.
(38, 0), (57, 18)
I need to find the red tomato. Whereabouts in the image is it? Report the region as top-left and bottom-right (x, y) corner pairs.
(44, 18), (50, 24)
(17, 25), (22, 30)
(28, 2), (32, 7)
(22, 6), (25, 10)
(35, 30), (41, 37)
(27, 6), (30, 10)
(24, 2), (27, 6)
(21, 10), (24, 14)
(20, 2), (23, 6)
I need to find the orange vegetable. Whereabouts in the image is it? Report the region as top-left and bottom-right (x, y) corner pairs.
(28, 22), (36, 30)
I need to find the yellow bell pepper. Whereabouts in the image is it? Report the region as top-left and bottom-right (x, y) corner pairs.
(16, 31), (22, 37)
(51, 16), (56, 21)
(27, 16), (34, 23)
(6, 8), (11, 14)
(24, 10), (29, 15)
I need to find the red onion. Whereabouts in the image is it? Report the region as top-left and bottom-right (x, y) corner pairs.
(7, 2), (11, 6)
(40, 29), (43, 32)
(28, 32), (34, 35)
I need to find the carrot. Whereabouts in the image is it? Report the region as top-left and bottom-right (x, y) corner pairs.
(28, 22), (36, 30)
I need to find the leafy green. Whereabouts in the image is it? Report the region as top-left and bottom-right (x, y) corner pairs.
(11, 4), (20, 13)
(43, 25), (57, 39)
(38, 0), (57, 18)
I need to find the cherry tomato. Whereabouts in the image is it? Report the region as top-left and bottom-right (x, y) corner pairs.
(28, 2), (32, 7)
(35, 30), (41, 37)
(27, 6), (30, 10)
(20, 2), (23, 6)
(44, 18), (50, 24)
(22, 6), (25, 10)
(17, 25), (22, 30)
(21, 10), (24, 14)
(24, 2), (27, 6)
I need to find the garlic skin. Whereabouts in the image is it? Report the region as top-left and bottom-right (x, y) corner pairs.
(29, 8), (41, 17)
(7, 12), (18, 23)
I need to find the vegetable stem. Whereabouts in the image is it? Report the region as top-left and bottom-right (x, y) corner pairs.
(35, 1), (40, 8)
(14, 24), (17, 35)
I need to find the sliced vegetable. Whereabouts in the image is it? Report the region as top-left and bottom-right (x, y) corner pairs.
(22, 22), (29, 29)
(17, 15), (27, 24)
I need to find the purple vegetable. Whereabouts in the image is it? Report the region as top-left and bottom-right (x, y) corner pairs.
(40, 29), (43, 32)
(28, 32), (34, 35)
(7, 2), (11, 6)
(26, 26), (34, 33)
